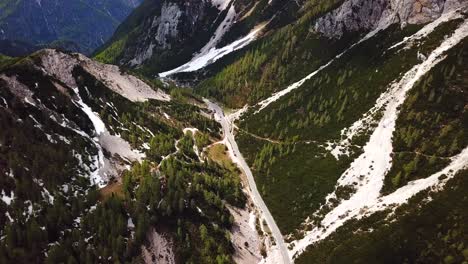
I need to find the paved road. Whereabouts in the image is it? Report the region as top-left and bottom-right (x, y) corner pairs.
(205, 99), (290, 264)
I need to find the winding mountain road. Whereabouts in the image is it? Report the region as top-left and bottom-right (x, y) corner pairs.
(205, 99), (290, 264)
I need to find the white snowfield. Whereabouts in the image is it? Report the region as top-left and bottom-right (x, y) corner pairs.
(1, 190), (14, 206)
(288, 18), (468, 260)
(159, 23), (267, 77)
(72, 87), (145, 188)
(198, 6), (237, 59)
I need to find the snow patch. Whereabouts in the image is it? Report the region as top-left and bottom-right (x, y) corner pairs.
(1, 190), (14, 205)
(0, 96), (7, 108)
(41, 188), (55, 205)
(73, 87), (106, 135)
(288, 18), (468, 260)
(212, 0), (231, 11)
(127, 217), (135, 229)
(249, 211), (257, 231)
(159, 23), (267, 77)
(198, 6), (237, 57)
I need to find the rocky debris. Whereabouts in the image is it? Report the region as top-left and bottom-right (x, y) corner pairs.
(141, 229), (176, 264)
(314, 0), (467, 38)
(0, 74), (35, 102)
(314, 0), (390, 39)
(228, 205), (263, 264)
(38, 49), (170, 102)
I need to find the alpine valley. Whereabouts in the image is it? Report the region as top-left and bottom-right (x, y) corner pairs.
(0, 0), (142, 55)
(0, 0), (467, 264)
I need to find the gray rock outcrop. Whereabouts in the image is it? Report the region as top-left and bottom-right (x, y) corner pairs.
(314, 0), (467, 38)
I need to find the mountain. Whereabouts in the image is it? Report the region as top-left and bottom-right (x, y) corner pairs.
(99, 0), (468, 262)
(1, 0), (468, 263)
(95, 0), (302, 75)
(0, 49), (253, 263)
(0, 0), (143, 55)
(0, 39), (39, 57)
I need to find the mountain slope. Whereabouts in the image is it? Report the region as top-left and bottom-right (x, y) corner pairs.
(0, 0), (142, 55)
(99, 0), (467, 262)
(95, 0), (304, 75)
(1, 0), (467, 263)
(226, 1), (468, 262)
(0, 49), (262, 263)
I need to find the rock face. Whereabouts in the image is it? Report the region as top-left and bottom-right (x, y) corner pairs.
(37, 49), (170, 102)
(314, 0), (391, 38)
(99, 0), (298, 74)
(0, 0), (142, 55)
(125, 0), (211, 67)
(115, 0), (224, 70)
(141, 229), (176, 264)
(314, 0), (467, 38)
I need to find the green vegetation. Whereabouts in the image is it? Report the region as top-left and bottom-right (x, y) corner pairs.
(383, 37), (468, 193)
(234, 19), (464, 235)
(198, 13), (352, 108)
(207, 144), (237, 171)
(240, 24), (426, 142)
(45, 196), (133, 263)
(0, 55), (244, 263)
(296, 169), (468, 264)
(147, 133), (176, 162)
(120, 145), (246, 263)
(0, 63), (106, 263)
(0, 54), (17, 69)
(195, 131), (210, 150)
(237, 131), (352, 234)
(0, 0), (139, 55)
(94, 35), (128, 64)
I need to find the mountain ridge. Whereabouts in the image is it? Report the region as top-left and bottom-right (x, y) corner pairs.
(0, 0), (143, 55)
(0, 0), (467, 263)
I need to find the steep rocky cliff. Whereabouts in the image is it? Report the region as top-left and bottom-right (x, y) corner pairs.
(95, 0), (303, 75)
(314, 0), (467, 38)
